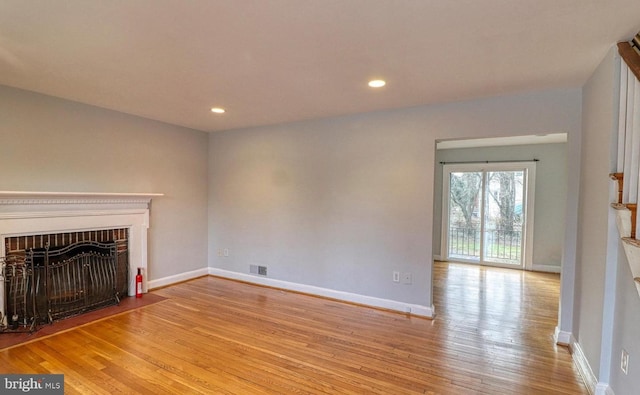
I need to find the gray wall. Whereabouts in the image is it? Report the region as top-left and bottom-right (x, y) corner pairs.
(209, 89), (581, 308)
(433, 143), (568, 270)
(577, 49), (617, 381)
(581, 49), (640, 392)
(610, 242), (640, 392)
(0, 85), (209, 281)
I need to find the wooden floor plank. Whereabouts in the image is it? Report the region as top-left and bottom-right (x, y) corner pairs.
(0, 261), (587, 394)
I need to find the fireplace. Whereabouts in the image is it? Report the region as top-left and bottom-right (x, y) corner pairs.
(0, 191), (162, 330)
(3, 230), (129, 329)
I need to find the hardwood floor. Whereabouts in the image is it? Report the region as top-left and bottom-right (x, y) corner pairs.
(0, 262), (587, 394)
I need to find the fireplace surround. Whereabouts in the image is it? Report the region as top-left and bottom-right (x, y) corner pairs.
(0, 191), (162, 327)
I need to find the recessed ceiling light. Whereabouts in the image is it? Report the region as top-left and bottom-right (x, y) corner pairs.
(211, 107), (225, 114)
(368, 79), (386, 88)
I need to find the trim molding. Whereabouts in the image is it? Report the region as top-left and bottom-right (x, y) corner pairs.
(209, 268), (435, 318)
(554, 327), (574, 346)
(0, 191), (163, 206)
(0, 190), (163, 197)
(147, 267), (210, 290)
(573, 340), (598, 395)
(0, 208), (149, 220)
(531, 264), (561, 273)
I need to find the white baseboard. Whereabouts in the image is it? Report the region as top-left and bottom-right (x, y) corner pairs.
(437, 259), (561, 273)
(554, 327), (574, 346)
(566, 335), (615, 395)
(572, 340), (598, 395)
(595, 383), (614, 395)
(209, 268), (435, 318)
(147, 267), (209, 290)
(531, 264), (561, 273)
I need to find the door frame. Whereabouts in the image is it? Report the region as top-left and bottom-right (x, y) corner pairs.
(441, 161), (536, 270)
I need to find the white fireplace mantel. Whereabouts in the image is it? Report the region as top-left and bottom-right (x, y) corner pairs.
(0, 191), (163, 220)
(0, 191), (163, 207)
(0, 191), (163, 325)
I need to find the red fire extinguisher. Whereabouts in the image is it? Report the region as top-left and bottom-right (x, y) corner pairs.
(136, 268), (143, 298)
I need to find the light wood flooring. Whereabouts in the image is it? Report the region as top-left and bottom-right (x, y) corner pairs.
(0, 262), (587, 394)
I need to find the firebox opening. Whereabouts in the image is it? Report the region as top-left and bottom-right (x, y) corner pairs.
(1, 229), (129, 333)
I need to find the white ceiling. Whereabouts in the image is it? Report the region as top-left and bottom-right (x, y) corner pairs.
(1, 1), (639, 133)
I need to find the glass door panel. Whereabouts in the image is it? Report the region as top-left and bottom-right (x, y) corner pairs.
(447, 171), (483, 262)
(483, 170), (525, 265)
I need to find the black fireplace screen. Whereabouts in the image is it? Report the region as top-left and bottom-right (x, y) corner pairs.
(1, 240), (128, 333)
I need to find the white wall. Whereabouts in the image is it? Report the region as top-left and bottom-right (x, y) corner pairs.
(0, 85), (209, 282)
(208, 89), (582, 311)
(433, 143), (567, 270)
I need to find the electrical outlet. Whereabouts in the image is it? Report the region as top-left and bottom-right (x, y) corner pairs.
(393, 271), (400, 282)
(402, 272), (412, 285)
(217, 249), (223, 257)
(621, 349), (629, 375)
(223, 248), (229, 257)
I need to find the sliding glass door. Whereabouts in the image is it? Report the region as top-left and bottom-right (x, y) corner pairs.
(442, 162), (535, 269)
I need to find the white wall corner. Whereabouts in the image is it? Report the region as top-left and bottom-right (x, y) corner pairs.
(432, 255), (443, 261)
(572, 340), (598, 395)
(147, 267), (209, 290)
(209, 268), (435, 318)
